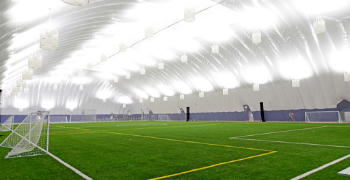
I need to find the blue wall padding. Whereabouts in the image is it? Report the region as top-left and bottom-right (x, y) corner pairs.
(0, 107), (344, 124)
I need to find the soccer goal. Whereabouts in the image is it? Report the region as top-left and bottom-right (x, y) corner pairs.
(0, 116), (14, 132)
(0, 112), (49, 158)
(305, 111), (342, 123)
(50, 116), (68, 123)
(158, 115), (171, 121)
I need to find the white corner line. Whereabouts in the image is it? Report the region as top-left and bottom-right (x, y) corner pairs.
(229, 126), (327, 139)
(290, 154), (350, 180)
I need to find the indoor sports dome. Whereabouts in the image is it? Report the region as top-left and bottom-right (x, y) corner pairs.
(1, 0), (350, 180)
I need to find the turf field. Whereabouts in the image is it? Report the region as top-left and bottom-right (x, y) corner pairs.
(1, 121), (350, 180)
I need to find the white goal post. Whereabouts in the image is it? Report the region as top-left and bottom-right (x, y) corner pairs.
(0, 112), (49, 158)
(0, 116), (14, 132)
(305, 111), (342, 123)
(158, 115), (171, 121)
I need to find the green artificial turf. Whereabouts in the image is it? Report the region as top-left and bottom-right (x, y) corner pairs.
(0, 121), (350, 180)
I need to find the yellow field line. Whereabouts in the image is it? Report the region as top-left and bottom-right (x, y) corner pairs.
(108, 132), (273, 152)
(55, 126), (90, 131)
(148, 151), (277, 180)
(50, 122), (235, 135)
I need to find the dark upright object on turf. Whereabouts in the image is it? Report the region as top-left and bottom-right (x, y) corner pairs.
(260, 102), (265, 122)
(186, 107), (190, 121)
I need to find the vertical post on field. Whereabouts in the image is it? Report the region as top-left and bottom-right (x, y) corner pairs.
(186, 107), (190, 121)
(47, 111), (50, 152)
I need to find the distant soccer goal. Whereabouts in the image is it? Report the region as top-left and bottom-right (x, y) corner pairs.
(305, 111), (342, 123)
(49, 116), (68, 123)
(157, 115), (171, 121)
(0, 112), (49, 158)
(0, 116), (14, 132)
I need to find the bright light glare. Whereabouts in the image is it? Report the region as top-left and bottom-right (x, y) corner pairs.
(192, 78), (213, 92)
(134, 89), (148, 99)
(330, 51), (350, 73)
(201, 27), (233, 43)
(66, 101), (78, 109)
(41, 100), (55, 109)
(145, 87), (161, 98)
(245, 66), (271, 84)
(216, 73), (239, 89)
(14, 99), (29, 108)
(117, 96), (133, 104)
(294, 0), (350, 14)
(236, 7), (278, 30)
(97, 90), (113, 99)
(280, 59), (313, 79)
(158, 85), (175, 96)
(173, 82), (192, 94)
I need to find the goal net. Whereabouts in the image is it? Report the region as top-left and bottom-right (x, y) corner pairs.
(0, 112), (49, 158)
(0, 116), (14, 132)
(50, 115), (68, 123)
(157, 115), (171, 121)
(305, 111), (342, 123)
(70, 109), (96, 123)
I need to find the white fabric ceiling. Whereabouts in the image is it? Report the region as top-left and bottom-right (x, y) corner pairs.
(1, 0), (350, 114)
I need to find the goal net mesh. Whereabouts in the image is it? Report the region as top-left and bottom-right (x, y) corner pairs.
(0, 112), (49, 158)
(158, 115), (171, 121)
(305, 111), (342, 123)
(50, 115), (68, 123)
(0, 116), (14, 132)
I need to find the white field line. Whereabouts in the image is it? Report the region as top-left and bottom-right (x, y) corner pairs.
(231, 137), (350, 149)
(50, 124), (168, 129)
(291, 154), (350, 180)
(229, 126), (327, 139)
(2, 126), (92, 180)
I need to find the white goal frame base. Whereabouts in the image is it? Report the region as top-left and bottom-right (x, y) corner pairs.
(305, 111), (342, 124)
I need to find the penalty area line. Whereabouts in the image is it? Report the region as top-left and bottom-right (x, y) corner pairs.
(229, 126), (327, 139)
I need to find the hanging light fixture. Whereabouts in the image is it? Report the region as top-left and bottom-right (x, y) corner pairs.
(180, 94), (184, 100)
(24, 87), (29, 93)
(223, 88), (228, 95)
(199, 92), (204, 98)
(19, 108), (23, 112)
(184, 8), (195, 22)
(103, 98), (107, 103)
(22, 68), (33, 80)
(53, 84), (58, 90)
(119, 43), (127, 52)
(181, 54), (187, 63)
(252, 32), (261, 44)
(61, 0), (89, 6)
(212, 44), (219, 54)
(163, 97), (168, 101)
(140, 68), (146, 75)
(126, 73), (131, 79)
(145, 26), (154, 38)
(253, 84), (260, 91)
(139, 99), (143, 103)
(101, 53), (108, 62)
(158, 62), (164, 70)
(68, 73), (73, 79)
(313, 17), (326, 34)
(344, 72), (350, 82)
(40, 9), (59, 50)
(70, 108), (74, 112)
(292, 79), (300, 87)
(79, 84), (84, 91)
(28, 51), (42, 69)
(123, 104), (126, 108)
(114, 77), (119, 83)
(87, 62), (93, 69)
(150, 97), (154, 102)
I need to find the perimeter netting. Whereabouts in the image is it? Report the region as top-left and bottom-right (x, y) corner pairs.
(305, 111), (342, 123)
(157, 115), (171, 121)
(0, 116), (14, 132)
(0, 112), (49, 158)
(50, 115), (68, 123)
